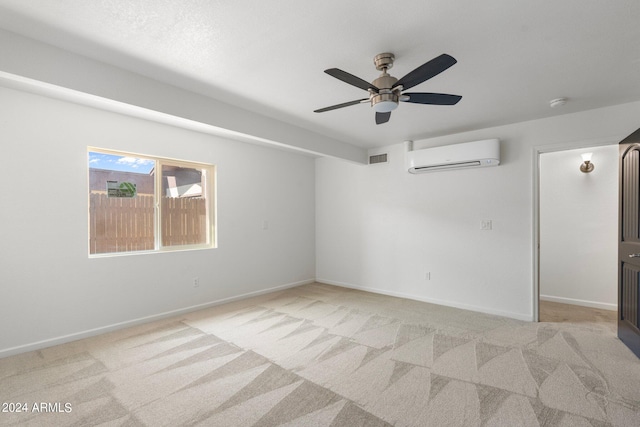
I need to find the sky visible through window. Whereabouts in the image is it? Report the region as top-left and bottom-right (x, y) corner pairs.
(89, 152), (155, 174)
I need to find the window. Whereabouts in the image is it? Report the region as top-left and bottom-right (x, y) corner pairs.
(88, 148), (215, 255)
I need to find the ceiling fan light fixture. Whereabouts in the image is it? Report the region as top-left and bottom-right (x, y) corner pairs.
(372, 91), (399, 113)
(374, 99), (398, 113)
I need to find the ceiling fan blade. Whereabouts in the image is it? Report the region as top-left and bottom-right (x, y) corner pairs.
(393, 54), (457, 91)
(402, 92), (462, 105)
(325, 68), (379, 92)
(375, 111), (391, 125)
(314, 98), (369, 113)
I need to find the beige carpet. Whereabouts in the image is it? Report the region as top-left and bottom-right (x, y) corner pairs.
(1, 282), (639, 426)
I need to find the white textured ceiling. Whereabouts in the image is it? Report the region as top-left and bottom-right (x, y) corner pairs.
(0, 0), (639, 149)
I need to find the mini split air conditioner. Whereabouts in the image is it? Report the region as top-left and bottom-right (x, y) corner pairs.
(405, 139), (500, 173)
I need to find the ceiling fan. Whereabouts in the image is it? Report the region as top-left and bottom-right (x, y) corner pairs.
(314, 53), (462, 124)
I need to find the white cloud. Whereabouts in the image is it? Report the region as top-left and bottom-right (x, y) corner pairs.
(117, 157), (154, 169)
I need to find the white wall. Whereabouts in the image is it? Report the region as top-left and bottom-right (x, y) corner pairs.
(0, 86), (316, 356)
(316, 101), (640, 321)
(539, 146), (618, 310)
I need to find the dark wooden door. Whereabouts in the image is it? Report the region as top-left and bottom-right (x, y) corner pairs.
(619, 128), (640, 358)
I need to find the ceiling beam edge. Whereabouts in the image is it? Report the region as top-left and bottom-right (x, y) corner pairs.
(0, 29), (367, 164)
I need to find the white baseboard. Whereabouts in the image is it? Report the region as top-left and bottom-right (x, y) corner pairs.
(317, 278), (534, 322)
(0, 279), (315, 359)
(539, 294), (617, 311)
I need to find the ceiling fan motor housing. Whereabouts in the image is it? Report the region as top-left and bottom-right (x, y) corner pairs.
(371, 73), (400, 112)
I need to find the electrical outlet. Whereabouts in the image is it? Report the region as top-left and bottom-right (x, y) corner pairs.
(481, 220), (492, 230)
(425, 272), (431, 280)
(193, 277), (200, 288)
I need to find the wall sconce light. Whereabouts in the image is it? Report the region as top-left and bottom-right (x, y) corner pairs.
(580, 152), (594, 173)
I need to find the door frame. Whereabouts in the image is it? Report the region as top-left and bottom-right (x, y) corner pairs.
(532, 136), (622, 322)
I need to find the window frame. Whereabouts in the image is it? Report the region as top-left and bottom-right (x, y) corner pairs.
(88, 147), (216, 257)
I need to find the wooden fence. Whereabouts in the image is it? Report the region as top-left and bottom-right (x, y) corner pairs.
(161, 195), (208, 247)
(89, 193), (207, 254)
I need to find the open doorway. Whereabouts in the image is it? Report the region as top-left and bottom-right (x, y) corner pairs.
(537, 145), (618, 332)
